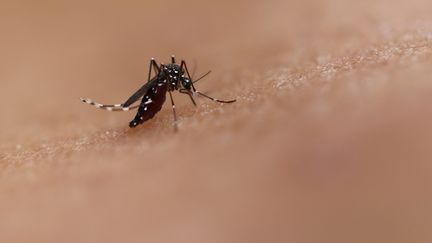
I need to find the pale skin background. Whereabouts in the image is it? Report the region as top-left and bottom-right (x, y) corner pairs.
(1, 0), (432, 242)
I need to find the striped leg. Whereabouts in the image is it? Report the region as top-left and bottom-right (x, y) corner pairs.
(80, 98), (139, 111)
(81, 58), (161, 111)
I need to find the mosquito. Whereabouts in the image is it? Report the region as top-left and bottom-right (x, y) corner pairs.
(81, 56), (236, 129)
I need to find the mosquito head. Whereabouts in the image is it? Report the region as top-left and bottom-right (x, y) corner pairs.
(181, 76), (192, 90)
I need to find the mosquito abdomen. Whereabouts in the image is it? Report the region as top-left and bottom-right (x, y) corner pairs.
(129, 81), (168, 128)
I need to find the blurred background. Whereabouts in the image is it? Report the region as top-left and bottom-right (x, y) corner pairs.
(1, 0), (432, 242)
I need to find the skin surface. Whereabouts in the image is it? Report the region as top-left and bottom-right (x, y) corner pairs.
(1, 0), (432, 242)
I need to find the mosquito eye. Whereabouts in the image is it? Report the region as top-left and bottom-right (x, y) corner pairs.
(183, 79), (191, 89)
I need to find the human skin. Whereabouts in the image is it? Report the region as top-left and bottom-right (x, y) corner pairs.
(1, 0), (432, 242)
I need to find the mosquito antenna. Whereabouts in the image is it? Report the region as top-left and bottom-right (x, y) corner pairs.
(193, 70), (212, 84)
(195, 91), (236, 103)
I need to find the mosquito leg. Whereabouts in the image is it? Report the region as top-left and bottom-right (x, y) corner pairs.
(148, 58), (160, 83)
(181, 60), (197, 92)
(168, 91), (178, 131)
(121, 59), (162, 107)
(180, 60), (234, 103)
(80, 98), (140, 111)
(179, 89), (197, 106)
(195, 91), (236, 103)
(171, 55), (176, 64)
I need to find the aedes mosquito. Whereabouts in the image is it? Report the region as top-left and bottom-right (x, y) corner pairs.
(81, 56), (236, 129)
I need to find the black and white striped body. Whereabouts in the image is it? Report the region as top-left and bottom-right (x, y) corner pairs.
(129, 77), (168, 127)
(81, 56), (236, 129)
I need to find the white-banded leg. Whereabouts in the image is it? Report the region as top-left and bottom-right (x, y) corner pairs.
(168, 91), (178, 131)
(81, 58), (161, 111)
(80, 98), (140, 111)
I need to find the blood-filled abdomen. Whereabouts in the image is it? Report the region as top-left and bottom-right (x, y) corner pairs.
(129, 81), (168, 128)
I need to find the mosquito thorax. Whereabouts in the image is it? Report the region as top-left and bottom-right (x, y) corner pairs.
(162, 64), (183, 89)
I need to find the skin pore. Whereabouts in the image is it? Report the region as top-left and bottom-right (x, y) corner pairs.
(1, 0), (432, 242)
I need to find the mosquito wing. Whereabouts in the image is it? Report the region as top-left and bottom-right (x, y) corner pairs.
(123, 77), (158, 107)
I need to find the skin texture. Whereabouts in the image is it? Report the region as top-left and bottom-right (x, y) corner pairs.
(1, 0), (432, 242)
